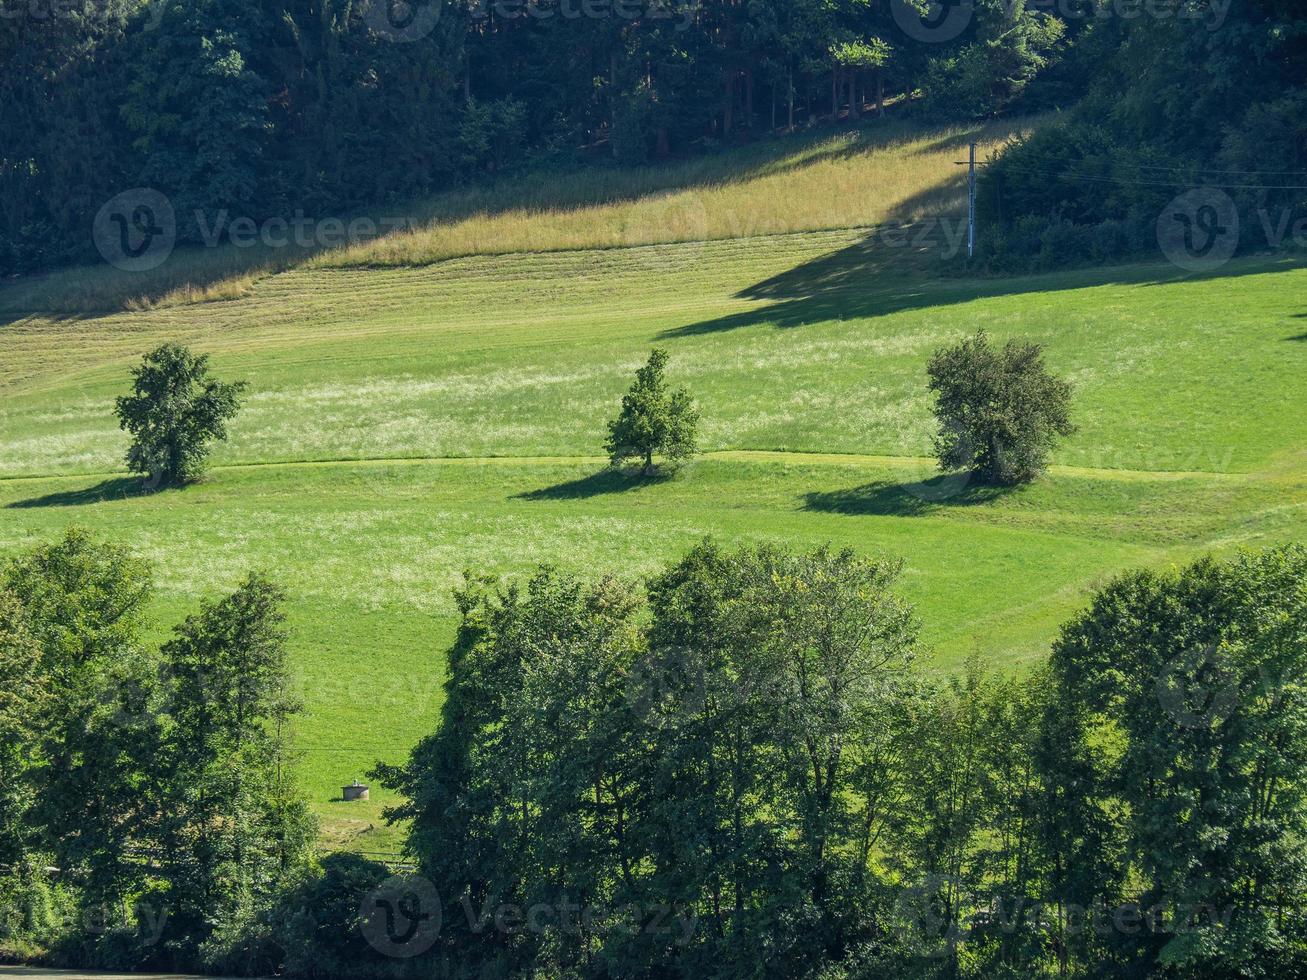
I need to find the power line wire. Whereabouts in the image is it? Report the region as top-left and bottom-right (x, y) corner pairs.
(997, 168), (1307, 190)
(1130, 163), (1307, 176)
(958, 160), (1307, 177)
(956, 162), (1307, 190)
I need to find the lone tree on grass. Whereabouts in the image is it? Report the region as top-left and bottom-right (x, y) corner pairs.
(606, 348), (699, 477)
(115, 344), (247, 487)
(927, 330), (1074, 486)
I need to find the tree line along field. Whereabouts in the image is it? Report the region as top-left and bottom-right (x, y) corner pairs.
(0, 118), (1026, 317)
(2, 127), (1306, 852)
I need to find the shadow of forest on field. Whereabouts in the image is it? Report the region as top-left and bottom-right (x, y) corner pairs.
(658, 232), (1307, 338)
(0, 115), (1023, 324)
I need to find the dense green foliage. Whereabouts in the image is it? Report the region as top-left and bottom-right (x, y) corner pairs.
(1045, 547), (1307, 977)
(361, 542), (1307, 979)
(2, 530), (1305, 977)
(605, 347), (699, 474)
(927, 330), (1074, 485)
(980, 1), (1307, 269)
(1, 0), (1067, 271)
(375, 542), (922, 977)
(0, 529), (315, 973)
(4, 0), (1304, 273)
(115, 344), (246, 486)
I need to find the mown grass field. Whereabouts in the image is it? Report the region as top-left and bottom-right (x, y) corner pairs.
(0, 117), (1026, 315)
(2, 117), (1305, 852)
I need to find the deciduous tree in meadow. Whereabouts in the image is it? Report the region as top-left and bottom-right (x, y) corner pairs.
(606, 348), (700, 477)
(115, 344), (247, 487)
(927, 330), (1074, 485)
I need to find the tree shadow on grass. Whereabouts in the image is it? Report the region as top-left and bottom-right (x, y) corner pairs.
(6, 477), (158, 509)
(802, 476), (1012, 517)
(657, 224), (1307, 341)
(514, 468), (676, 501)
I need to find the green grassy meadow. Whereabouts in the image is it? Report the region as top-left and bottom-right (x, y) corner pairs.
(2, 124), (1306, 852)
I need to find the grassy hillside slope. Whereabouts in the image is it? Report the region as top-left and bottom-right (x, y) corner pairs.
(0, 118), (1025, 315)
(2, 118), (1304, 851)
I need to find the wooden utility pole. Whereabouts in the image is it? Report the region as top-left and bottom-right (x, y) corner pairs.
(967, 142), (977, 259)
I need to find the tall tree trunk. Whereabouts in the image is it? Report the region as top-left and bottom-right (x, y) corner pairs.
(877, 70), (885, 116)
(788, 68), (796, 131)
(848, 73), (860, 119)
(744, 68), (754, 129)
(723, 72), (735, 138)
(610, 51), (619, 157)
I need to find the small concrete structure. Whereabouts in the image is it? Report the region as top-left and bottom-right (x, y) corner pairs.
(342, 781), (370, 802)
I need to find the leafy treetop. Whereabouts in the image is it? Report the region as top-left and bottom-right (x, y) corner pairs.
(115, 343), (247, 487)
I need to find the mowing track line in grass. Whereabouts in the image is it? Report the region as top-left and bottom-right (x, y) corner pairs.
(0, 450), (1249, 487)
